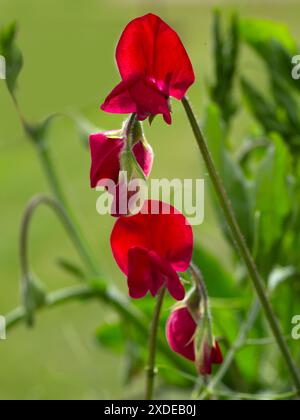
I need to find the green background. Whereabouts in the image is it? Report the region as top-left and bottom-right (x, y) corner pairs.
(0, 0), (299, 400)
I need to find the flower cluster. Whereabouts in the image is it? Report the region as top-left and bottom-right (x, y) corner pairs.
(89, 13), (222, 375)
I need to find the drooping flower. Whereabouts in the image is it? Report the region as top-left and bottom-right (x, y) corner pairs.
(166, 307), (196, 361)
(110, 200), (193, 300)
(89, 131), (153, 188)
(101, 13), (195, 124)
(89, 130), (153, 216)
(199, 338), (223, 376)
(166, 307), (223, 375)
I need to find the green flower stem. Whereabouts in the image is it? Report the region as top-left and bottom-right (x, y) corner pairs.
(4, 281), (193, 378)
(197, 300), (260, 400)
(12, 93), (100, 278)
(6, 285), (96, 330)
(20, 194), (94, 281)
(211, 389), (298, 401)
(145, 286), (167, 400)
(190, 263), (213, 347)
(37, 144), (99, 277)
(182, 96), (300, 393)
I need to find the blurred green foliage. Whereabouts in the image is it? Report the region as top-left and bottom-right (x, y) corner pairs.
(1, 0), (300, 400)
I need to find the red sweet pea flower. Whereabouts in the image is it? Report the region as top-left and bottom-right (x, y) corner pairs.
(166, 307), (196, 361)
(110, 200), (193, 300)
(101, 13), (195, 124)
(199, 339), (223, 376)
(166, 307), (223, 375)
(89, 132), (153, 188)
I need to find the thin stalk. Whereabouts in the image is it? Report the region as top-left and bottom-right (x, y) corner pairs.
(145, 287), (167, 400)
(20, 195), (96, 279)
(12, 94), (99, 278)
(182, 96), (300, 393)
(37, 145), (99, 276)
(212, 389), (298, 401)
(197, 300), (260, 400)
(4, 281), (193, 377)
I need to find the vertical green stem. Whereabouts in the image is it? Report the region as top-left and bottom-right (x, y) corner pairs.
(182, 96), (300, 393)
(145, 286), (166, 400)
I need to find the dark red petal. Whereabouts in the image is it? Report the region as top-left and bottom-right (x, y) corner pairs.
(111, 211), (151, 275)
(211, 341), (223, 365)
(110, 200), (193, 277)
(199, 341), (213, 375)
(128, 78), (171, 124)
(116, 13), (195, 100)
(148, 264), (165, 297)
(133, 141), (154, 177)
(149, 251), (185, 301)
(110, 181), (132, 218)
(89, 133), (124, 188)
(101, 79), (137, 115)
(145, 201), (194, 272)
(101, 78), (171, 124)
(166, 307), (196, 361)
(127, 247), (152, 298)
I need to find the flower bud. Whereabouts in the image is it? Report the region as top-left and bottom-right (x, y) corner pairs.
(166, 306), (223, 375)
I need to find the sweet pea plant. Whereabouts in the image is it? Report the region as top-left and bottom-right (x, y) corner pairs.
(1, 12), (300, 400)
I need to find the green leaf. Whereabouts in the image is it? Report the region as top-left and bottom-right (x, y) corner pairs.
(240, 18), (300, 95)
(56, 258), (86, 280)
(123, 339), (144, 385)
(255, 134), (292, 269)
(241, 78), (289, 138)
(0, 22), (23, 95)
(193, 245), (238, 298)
(95, 322), (124, 353)
(203, 103), (254, 247)
(239, 18), (296, 53)
(23, 114), (57, 145)
(210, 11), (240, 125)
(270, 76), (300, 150)
(69, 113), (101, 148)
(268, 266), (296, 293)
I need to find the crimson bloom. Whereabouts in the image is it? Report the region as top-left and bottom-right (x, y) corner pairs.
(166, 307), (196, 361)
(110, 200), (193, 300)
(101, 13), (195, 124)
(89, 131), (153, 188)
(166, 307), (223, 375)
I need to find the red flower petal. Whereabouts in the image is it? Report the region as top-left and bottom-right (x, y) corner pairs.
(110, 200), (193, 275)
(116, 13), (195, 100)
(132, 141), (153, 178)
(101, 78), (171, 124)
(166, 307), (196, 361)
(89, 133), (153, 189)
(199, 341), (213, 375)
(211, 341), (223, 365)
(89, 133), (124, 188)
(149, 251), (185, 301)
(101, 79), (137, 115)
(199, 340), (223, 375)
(127, 247), (152, 299)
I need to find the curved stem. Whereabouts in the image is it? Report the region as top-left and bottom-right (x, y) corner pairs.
(37, 145), (99, 276)
(20, 195), (95, 280)
(182, 96), (300, 393)
(6, 285), (96, 330)
(4, 281), (193, 377)
(145, 286), (166, 400)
